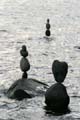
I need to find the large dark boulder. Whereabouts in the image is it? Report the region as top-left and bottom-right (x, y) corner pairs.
(45, 83), (70, 113)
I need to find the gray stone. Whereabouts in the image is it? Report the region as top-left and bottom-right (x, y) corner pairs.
(20, 57), (30, 72)
(52, 60), (68, 83)
(45, 83), (70, 113)
(7, 78), (48, 100)
(20, 45), (28, 57)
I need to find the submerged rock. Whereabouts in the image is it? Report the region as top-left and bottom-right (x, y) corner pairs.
(20, 57), (30, 72)
(20, 45), (28, 57)
(14, 89), (32, 100)
(6, 78), (48, 100)
(45, 83), (70, 113)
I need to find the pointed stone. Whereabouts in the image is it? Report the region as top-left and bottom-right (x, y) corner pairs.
(52, 60), (68, 83)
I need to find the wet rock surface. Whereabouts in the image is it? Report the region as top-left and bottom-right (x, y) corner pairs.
(7, 78), (48, 99)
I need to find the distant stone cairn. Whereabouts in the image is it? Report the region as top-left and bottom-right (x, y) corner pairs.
(45, 19), (51, 37)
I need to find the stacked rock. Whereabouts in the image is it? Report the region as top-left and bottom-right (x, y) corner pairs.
(45, 60), (70, 114)
(45, 19), (51, 37)
(20, 45), (30, 79)
(7, 45), (48, 100)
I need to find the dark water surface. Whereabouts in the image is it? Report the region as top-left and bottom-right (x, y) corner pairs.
(0, 0), (80, 119)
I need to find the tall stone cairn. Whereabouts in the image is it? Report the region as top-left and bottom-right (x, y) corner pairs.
(20, 45), (30, 78)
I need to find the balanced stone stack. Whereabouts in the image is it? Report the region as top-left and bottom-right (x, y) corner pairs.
(20, 45), (30, 79)
(7, 45), (31, 100)
(45, 60), (70, 114)
(7, 45), (48, 100)
(45, 19), (51, 37)
(13, 45), (31, 100)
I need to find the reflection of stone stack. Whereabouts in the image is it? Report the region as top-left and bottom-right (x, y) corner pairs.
(45, 60), (70, 114)
(20, 45), (30, 79)
(45, 19), (51, 36)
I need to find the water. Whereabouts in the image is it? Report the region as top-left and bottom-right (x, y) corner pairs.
(0, 0), (80, 119)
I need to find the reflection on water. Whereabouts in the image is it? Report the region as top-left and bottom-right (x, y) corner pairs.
(0, 0), (80, 119)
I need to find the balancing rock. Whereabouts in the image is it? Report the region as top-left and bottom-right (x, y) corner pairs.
(52, 60), (68, 83)
(20, 57), (30, 72)
(45, 60), (70, 113)
(7, 45), (48, 100)
(20, 45), (28, 57)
